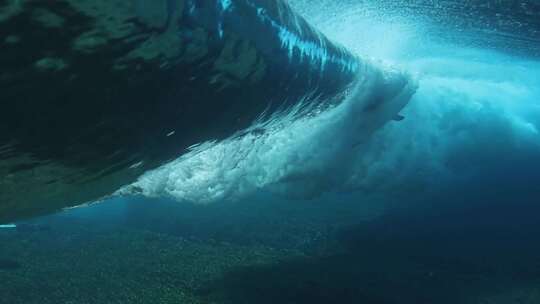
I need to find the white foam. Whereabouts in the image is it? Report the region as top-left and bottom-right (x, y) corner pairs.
(285, 1), (540, 198)
(118, 61), (416, 202)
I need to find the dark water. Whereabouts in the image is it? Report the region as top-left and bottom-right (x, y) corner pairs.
(2, 0), (540, 303)
(2, 192), (540, 303)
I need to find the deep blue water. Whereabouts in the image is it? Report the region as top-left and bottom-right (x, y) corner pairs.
(2, 0), (540, 303)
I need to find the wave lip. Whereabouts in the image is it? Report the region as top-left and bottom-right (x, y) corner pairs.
(118, 61), (417, 202)
(0, 0), (370, 222)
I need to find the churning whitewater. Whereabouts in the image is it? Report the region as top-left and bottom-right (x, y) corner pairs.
(120, 0), (540, 204)
(119, 61), (416, 202)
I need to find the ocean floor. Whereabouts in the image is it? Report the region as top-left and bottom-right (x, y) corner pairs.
(1, 196), (539, 304)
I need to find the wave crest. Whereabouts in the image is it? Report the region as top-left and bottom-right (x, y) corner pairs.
(117, 61), (416, 202)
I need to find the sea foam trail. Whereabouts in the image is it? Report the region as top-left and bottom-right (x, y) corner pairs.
(118, 62), (416, 202)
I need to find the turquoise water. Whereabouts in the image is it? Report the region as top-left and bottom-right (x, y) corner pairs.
(2, 1), (540, 303)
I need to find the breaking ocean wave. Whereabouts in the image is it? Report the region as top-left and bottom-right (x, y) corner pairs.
(120, 0), (540, 205)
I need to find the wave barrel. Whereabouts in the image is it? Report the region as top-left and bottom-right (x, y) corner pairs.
(1, 0), (379, 222)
